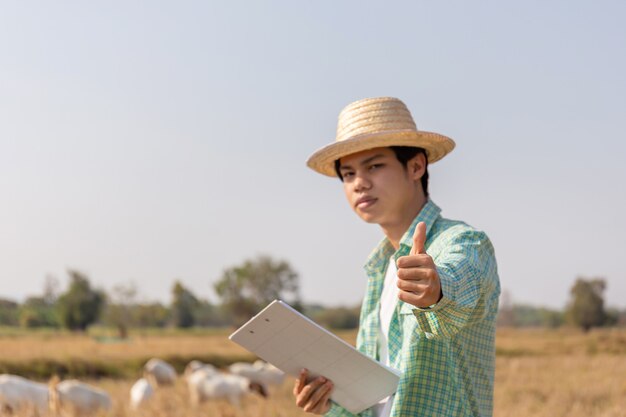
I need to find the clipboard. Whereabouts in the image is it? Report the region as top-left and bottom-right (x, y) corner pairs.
(229, 300), (402, 414)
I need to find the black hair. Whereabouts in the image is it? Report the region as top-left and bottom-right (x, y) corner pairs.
(334, 146), (429, 198)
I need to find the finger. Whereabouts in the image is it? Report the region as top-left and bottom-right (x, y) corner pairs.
(398, 289), (422, 306)
(398, 288), (433, 308)
(309, 382), (333, 414)
(396, 254), (434, 269)
(397, 264), (436, 281)
(397, 277), (429, 293)
(306, 381), (333, 413)
(398, 285), (441, 308)
(296, 377), (327, 407)
(411, 221), (427, 255)
(294, 369), (307, 395)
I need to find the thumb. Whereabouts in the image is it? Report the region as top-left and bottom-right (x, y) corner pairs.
(411, 222), (427, 255)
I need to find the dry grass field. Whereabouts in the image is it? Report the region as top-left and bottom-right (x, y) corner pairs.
(1, 327), (625, 417)
(0, 327), (255, 363)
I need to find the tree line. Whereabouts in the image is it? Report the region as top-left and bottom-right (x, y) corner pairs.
(498, 277), (626, 331)
(1, 258), (624, 334)
(0, 255), (361, 336)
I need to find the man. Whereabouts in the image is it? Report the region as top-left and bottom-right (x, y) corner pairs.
(293, 97), (500, 417)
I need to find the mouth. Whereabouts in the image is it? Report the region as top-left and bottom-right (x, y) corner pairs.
(355, 196), (377, 209)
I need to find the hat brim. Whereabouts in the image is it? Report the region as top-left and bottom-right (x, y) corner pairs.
(306, 130), (456, 177)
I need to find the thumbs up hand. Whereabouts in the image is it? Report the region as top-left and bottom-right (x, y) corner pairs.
(396, 222), (443, 308)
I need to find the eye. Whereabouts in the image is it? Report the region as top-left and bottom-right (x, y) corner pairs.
(369, 163), (384, 172)
(342, 171), (355, 180)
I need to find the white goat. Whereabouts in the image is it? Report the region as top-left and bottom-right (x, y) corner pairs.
(0, 374), (49, 416)
(187, 372), (267, 408)
(129, 378), (153, 409)
(143, 358), (176, 387)
(229, 360), (285, 387)
(185, 365), (218, 391)
(183, 360), (216, 380)
(49, 378), (112, 417)
(253, 360), (285, 385)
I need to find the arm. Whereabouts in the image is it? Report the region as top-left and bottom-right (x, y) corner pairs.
(397, 223), (498, 337)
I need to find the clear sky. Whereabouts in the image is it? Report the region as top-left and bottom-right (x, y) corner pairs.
(1, 1), (625, 310)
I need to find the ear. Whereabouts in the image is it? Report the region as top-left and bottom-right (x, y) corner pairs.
(408, 152), (427, 182)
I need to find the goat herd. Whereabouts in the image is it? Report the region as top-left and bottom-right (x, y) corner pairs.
(0, 358), (286, 416)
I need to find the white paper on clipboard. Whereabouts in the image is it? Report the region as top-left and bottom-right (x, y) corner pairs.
(228, 300), (402, 414)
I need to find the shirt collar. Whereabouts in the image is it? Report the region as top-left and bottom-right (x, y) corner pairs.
(364, 199), (442, 274)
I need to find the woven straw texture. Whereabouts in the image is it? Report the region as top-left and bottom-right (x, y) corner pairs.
(307, 97), (455, 177)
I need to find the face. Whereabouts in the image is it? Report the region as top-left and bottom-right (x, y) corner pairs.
(338, 147), (425, 228)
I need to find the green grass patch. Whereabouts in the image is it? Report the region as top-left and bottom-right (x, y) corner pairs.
(0, 352), (256, 380)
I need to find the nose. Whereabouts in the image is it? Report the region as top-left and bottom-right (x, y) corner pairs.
(353, 172), (372, 192)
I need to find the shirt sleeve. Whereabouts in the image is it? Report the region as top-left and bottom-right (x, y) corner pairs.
(324, 401), (362, 417)
(410, 229), (499, 338)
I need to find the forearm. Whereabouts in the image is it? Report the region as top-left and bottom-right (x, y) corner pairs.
(411, 234), (499, 338)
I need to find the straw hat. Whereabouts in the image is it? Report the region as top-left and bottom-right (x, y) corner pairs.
(306, 97), (456, 177)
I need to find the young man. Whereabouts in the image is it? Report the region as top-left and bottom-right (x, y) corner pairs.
(293, 97), (500, 417)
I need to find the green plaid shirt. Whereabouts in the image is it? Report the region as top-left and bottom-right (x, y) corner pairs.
(326, 200), (500, 417)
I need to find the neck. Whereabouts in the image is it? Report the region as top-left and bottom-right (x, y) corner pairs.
(381, 196), (427, 250)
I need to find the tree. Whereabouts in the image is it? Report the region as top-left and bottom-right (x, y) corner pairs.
(194, 299), (231, 327)
(0, 298), (19, 326)
(43, 274), (60, 305)
(214, 255), (301, 325)
(496, 290), (515, 327)
(171, 281), (199, 328)
(19, 296), (58, 328)
(18, 276), (62, 328)
(507, 305), (564, 328)
(103, 282), (138, 338)
(56, 270), (106, 331)
(566, 277), (608, 332)
(312, 305), (360, 330)
(133, 302), (169, 328)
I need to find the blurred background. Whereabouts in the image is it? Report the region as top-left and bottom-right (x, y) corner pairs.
(1, 2), (625, 416)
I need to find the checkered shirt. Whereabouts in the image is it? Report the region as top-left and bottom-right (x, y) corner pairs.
(325, 200), (500, 417)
